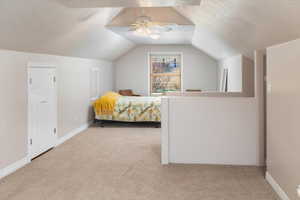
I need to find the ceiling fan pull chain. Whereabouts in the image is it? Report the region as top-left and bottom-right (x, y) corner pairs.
(141, 8), (145, 16)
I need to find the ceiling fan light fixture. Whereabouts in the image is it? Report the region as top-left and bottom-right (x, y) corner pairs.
(134, 27), (152, 36)
(130, 10), (176, 40)
(150, 33), (161, 40)
(134, 27), (161, 40)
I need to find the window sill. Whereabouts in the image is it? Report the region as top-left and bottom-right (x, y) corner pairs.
(151, 93), (163, 96)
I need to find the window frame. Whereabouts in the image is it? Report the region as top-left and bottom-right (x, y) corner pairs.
(148, 52), (184, 96)
(90, 67), (101, 101)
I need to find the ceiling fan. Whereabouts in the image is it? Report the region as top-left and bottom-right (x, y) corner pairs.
(129, 11), (177, 40)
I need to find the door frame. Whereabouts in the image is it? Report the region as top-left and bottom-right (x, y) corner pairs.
(27, 63), (58, 160)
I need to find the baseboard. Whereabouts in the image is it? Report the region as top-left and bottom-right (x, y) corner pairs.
(0, 157), (30, 179)
(266, 171), (290, 200)
(56, 121), (92, 147)
(0, 122), (92, 180)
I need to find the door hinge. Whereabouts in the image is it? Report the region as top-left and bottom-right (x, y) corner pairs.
(29, 78), (32, 85)
(30, 138), (33, 145)
(54, 128), (57, 134)
(53, 76), (56, 83)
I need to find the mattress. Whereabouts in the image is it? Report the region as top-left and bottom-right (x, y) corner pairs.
(95, 96), (161, 122)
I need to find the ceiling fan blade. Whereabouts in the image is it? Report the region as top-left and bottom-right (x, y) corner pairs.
(130, 23), (140, 26)
(154, 22), (178, 26)
(129, 27), (137, 31)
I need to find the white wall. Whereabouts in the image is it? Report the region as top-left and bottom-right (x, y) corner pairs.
(0, 49), (113, 170)
(219, 55), (243, 92)
(218, 55), (254, 96)
(267, 39), (300, 200)
(254, 50), (266, 168)
(161, 52), (264, 166)
(242, 56), (255, 97)
(163, 97), (262, 165)
(115, 45), (219, 96)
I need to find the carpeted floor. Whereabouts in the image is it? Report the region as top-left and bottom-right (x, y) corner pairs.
(0, 127), (278, 200)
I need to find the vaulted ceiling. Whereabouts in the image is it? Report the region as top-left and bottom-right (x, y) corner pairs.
(107, 7), (195, 45)
(176, 0), (300, 59)
(58, 0), (201, 7)
(0, 0), (300, 61)
(0, 0), (134, 60)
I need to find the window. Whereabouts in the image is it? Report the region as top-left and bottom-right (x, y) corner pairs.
(150, 54), (182, 95)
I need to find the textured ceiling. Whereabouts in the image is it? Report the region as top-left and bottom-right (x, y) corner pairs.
(107, 8), (195, 44)
(108, 7), (194, 26)
(0, 0), (135, 61)
(176, 0), (300, 59)
(1, 0), (300, 61)
(57, 0), (201, 8)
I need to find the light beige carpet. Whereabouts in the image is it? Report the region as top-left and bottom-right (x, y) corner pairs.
(0, 127), (278, 200)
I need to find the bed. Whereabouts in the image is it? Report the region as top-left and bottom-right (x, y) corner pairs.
(93, 93), (161, 126)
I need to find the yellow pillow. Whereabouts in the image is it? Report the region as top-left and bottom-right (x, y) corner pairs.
(93, 92), (121, 115)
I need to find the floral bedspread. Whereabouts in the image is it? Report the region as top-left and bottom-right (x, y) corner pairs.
(95, 96), (161, 122)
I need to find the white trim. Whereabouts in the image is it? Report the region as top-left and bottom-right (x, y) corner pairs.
(90, 97), (99, 102)
(0, 157), (30, 179)
(161, 97), (169, 165)
(56, 122), (92, 147)
(266, 171), (290, 200)
(27, 62), (56, 68)
(148, 52), (184, 96)
(0, 122), (92, 180)
(27, 64), (58, 160)
(90, 67), (101, 101)
(147, 52), (151, 96)
(266, 38), (300, 51)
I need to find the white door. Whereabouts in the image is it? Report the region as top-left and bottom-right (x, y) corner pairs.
(28, 67), (57, 159)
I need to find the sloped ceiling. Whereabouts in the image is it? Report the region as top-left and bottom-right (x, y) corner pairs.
(107, 7), (195, 45)
(176, 0), (300, 59)
(1, 0), (300, 61)
(0, 0), (135, 61)
(58, 0), (201, 7)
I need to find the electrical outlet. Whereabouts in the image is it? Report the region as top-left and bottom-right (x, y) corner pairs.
(297, 185), (300, 198)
